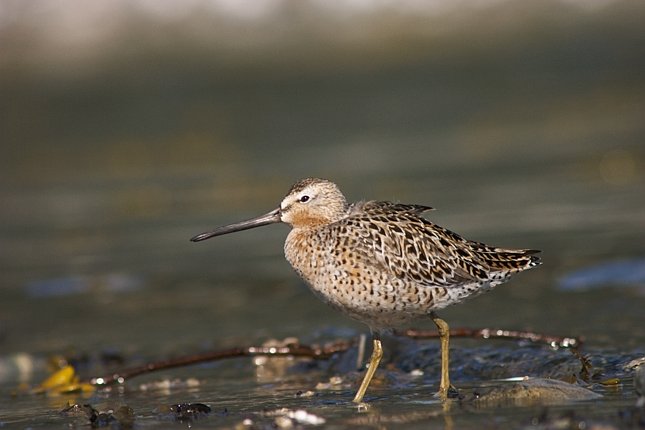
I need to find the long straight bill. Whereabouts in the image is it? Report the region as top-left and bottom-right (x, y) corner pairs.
(190, 208), (281, 242)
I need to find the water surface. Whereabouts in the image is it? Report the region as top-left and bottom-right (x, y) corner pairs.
(1, 1), (644, 427)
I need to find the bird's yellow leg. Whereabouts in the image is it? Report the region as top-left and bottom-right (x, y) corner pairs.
(352, 338), (383, 403)
(431, 312), (450, 400)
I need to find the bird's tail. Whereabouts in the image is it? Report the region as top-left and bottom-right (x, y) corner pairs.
(472, 244), (542, 274)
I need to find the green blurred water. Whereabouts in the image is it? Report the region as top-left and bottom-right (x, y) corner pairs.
(1, 2), (644, 428)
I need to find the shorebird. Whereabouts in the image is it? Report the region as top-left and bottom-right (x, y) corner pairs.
(191, 178), (540, 403)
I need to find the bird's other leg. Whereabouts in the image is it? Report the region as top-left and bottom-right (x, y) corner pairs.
(431, 311), (450, 400)
(352, 333), (383, 404)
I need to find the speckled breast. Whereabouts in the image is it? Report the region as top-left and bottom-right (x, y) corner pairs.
(283, 227), (451, 330)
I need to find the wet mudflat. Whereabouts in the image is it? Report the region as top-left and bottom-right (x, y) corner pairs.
(1, 1), (645, 428)
(3, 340), (644, 428)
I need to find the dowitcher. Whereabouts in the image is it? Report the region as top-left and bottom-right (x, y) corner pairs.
(191, 178), (540, 403)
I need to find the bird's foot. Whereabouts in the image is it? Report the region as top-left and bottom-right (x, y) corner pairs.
(434, 384), (459, 401)
(355, 402), (371, 412)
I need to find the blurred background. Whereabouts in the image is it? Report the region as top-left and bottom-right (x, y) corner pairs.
(1, 0), (644, 363)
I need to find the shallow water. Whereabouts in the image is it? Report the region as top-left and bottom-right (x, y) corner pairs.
(1, 1), (645, 428)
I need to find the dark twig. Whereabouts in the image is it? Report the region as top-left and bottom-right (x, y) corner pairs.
(400, 327), (588, 380)
(398, 328), (583, 350)
(87, 341), (351, 386)
(86, 328), (584, 386)
(569, 346), (594, 382)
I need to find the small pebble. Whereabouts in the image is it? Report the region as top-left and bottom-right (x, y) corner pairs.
(274, 416), (294, 428)
(600, 378), (621, 386)
(264, 408), (326, 426)
(315, 376), (343, 390)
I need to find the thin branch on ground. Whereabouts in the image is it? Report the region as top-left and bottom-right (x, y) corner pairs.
(398, 328), (583, 349)
(87, 341), (351, 386)
(86, 328), (584, 386)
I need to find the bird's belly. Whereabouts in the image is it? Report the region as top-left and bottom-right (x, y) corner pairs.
(304, 273), (435, 329)
(302, 271), (489, 330)
(283, 229), (493, 330)
(285, 239), (437, 329)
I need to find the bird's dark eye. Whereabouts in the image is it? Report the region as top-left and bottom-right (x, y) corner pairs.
(299, 195), (310, 203)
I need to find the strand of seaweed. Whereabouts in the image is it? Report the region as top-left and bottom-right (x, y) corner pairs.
(87, 328), (585, 386)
